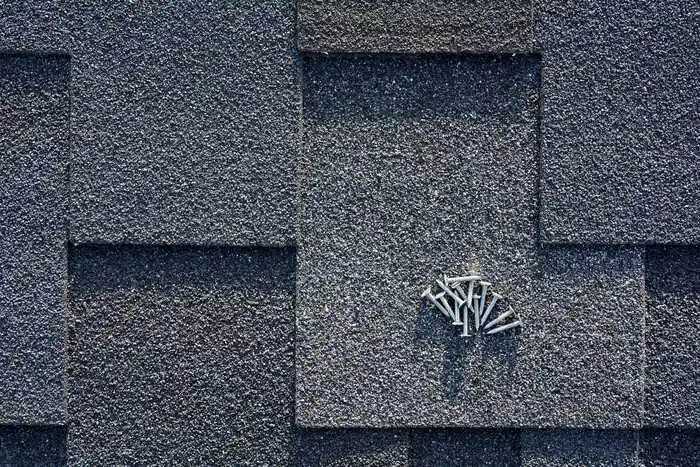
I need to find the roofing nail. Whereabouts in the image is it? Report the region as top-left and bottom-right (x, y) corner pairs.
(480, 292), (502, 326)
(436, 279), (465, 309)
(446, 274), (483, 284)
(486, 320), (522, 335)
(460, 304), (471, 337)
(476, 281), (491, 330)
(466, 280), (476, 310)
(438, 294), (457, 322)
(421, 287), (452, 319)
(452, 282), (468, 301)
(483, 306), (515, 330)
(452, 300), (463, 326)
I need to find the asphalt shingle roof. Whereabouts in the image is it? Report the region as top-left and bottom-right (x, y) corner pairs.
(0, 0), (698, 465)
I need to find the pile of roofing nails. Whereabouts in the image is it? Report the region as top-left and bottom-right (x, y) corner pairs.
(421, 273), (522, 338)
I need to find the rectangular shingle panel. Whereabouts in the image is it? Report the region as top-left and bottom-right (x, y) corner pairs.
(645, 247), (700, 427)
(537, 0), (700, 244)
(296, 54), (646, 428)
(298, 0), (535, 53)
(640, 429), (700, 467)
(0, 426), (67, 466)
(0, 54), (68, 424)
(68, 246), (295, 465)
(414, 429), (519, 466)
(1, 1), (298, 246)
(521, 429), (638, 466)
(296, 429), (412, 466)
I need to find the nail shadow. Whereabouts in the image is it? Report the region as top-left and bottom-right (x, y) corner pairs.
(415, 301), (521, 400)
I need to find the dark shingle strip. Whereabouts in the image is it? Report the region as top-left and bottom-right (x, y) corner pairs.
(640, 429), (700, 467)
(645, 247), (700, 427)
(68, 246), (296, 465)
(0, 426), (67, 466)
(414, 429), (519, 466)
(296, 429), (412, 466)
(520, 429), (639, 466)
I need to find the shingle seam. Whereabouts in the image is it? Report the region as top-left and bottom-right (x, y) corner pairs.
(299, 50), (541, 58)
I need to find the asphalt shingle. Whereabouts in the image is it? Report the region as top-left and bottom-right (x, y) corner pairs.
(68, 246), (296, 465)
(296, 429), (412, 466)
(296, 54), (645, 428)
(0, 426), (67, 466)
(298, 0), (534, 53)
(0, 54), (68, 424)
(645, 247), (700, 428)
(414, 429), (519, 466)
(537, 0), (700, 244)
(640, 429), (700, 467)
(521, 429), (639, 466)
(1, 1), (299, 245)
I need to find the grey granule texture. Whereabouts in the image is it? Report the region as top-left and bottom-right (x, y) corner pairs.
(0, 426), (67, 466)
(537, 0), (700, 244)
(1, 1), (299, 246)
(296, 429), (412, 466)
(296, 54), (646, 428)
(414, 429), (519, 466)
(298, 0), (535, 53)
(644, 247), (700, 428)
(640, 429), (700, 466)
(0, 55), (69, 424)
(521, 429), (639, 466)
(68, 246), (296, 465)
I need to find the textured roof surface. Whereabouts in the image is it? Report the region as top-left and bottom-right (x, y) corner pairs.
(298, 0), (535, 53)
(297, 54), (645, 428)
(68, 246), (296, 465)
(1, 0), (698, 465)
(521, 429), (640, 466)
(0, 54), (68, 425)
(1, 1), (299, 245)
(537, 0), (700, 244)
(645, 247), (700, 427)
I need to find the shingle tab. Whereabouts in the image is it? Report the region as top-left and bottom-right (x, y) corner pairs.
(296, 429), (412, 466)
(521, 429), (638, 466)
(68, 246), (296, 465)
(296, 54), (645, 428)
(537, 0), (700, 244)
(0, 426), (67, 466)
(0, 54), (68, 424)
(414, 429), (519, 466)
(1, 1), (298, 246)
(640, 429), (700, 467)
(645, 247), (700, 428)
(298, 0), (534, 53)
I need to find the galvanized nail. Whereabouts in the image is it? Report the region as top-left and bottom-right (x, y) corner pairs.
(438, 294), (456, 321)
(452, 282), (468, 301)
(446, 275), (483, 284)
(486, 320), (522, 335)
(436, 279), (465, 308)
(460, 303), (471, 337)
(480, 292), (502, 326)
(421, 287), (452, 319)
(483, 305), (515, 330)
